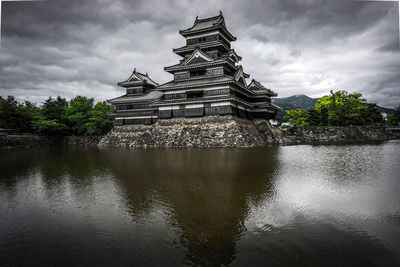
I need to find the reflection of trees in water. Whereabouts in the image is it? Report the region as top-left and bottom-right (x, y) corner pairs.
(108, 148), (279, 266)
(1, 148), (110, 181)
(0, 148), (112, 201)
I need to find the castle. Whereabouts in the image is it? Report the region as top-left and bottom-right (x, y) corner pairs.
(108, 12), (280, 125)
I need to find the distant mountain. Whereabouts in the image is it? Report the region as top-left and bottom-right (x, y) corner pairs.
(273, 94), (318, 112)
(272, 95), (317, 117)
(378, 106), (395, 114)
(272, 94), (395, 117)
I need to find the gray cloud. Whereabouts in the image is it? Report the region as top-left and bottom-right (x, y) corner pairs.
(0, 0), (399, 108)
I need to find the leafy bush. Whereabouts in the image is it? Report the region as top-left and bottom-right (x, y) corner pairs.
(0, 95), (114, 136)
(283, 90), (385, 128)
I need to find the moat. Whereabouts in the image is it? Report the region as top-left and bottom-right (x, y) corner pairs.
(1, 141), (400, 266)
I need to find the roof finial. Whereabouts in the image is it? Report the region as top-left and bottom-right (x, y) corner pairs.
(133, 67), (136, 72)
(146, 72), (148, 76)
(195, 15), (198, 20)
(219, 10), (223, 16)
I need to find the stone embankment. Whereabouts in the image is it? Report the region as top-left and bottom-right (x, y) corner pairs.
(292, 125), (400, 144)
(98, 116), (286, 148)
(0, 135), (102, 148)
(2, 120), (398, 149)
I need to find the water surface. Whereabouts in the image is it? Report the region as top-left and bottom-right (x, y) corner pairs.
(1, 141), (400, 266)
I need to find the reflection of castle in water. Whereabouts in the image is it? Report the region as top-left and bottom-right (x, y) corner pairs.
(3, 146), (400, 266)
(1, 147), (280, 266)
(108, 148), (279, 265)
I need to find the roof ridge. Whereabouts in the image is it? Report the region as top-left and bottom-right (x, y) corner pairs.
(122, 68), (159, 86)
(136, 71), (147, 77)
(180, 47), (214, 66)
(250, 79), (276, 95)
(195, 11), (223, 23)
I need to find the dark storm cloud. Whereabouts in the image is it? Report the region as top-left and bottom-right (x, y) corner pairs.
(0, 0), (399, 107)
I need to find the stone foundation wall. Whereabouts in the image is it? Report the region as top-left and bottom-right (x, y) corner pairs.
(294, 125), (391, 144)
(62, 136), (103, 147)
(2, 123), (397, 149)
(98, 116), (286, 148)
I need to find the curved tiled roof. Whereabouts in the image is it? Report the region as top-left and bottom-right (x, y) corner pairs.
(108, 90), (163, 104)
(157, 75), (234, 89)
(179, 12), (236, 41)
(118, 68), (158, 87)
(248, 79), (277, 97)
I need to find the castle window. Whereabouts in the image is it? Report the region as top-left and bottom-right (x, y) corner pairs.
(207, 68), (223, 76)
(174, 73), (189, 80)
(190, 69), (206, 77)
(187, 91), (203, 98)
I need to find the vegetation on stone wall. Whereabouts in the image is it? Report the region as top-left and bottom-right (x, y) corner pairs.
(0, 95), (114, 136)
(283, 90), (394, 128)
(387, 106), (400, 126)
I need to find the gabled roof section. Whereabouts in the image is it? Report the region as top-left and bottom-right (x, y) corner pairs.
(248, 79), (278, 97)
(164, 58), (237, 73)
(173, 41), (231, 56)
(157, 75), (234, 90)
(233, 66), (248, 87)
(118, 68), (159, 87)
(227, 49), (242, 62)
(187, 12), (225, 31)
(179, 11), (236, 41)
(182, 48), (213, 66)
(108, 90), (163, 104)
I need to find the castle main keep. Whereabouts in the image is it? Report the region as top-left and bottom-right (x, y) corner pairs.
(108, 12), (280, 125)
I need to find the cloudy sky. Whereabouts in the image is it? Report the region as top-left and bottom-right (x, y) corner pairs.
(1, 0), (399, 107)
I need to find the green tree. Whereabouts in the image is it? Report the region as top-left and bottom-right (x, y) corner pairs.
(283, 109), (310, 127)
(42, 96), (68, 123)
(360, 103), (383, 125)
(0, 95), (114, 136)
(328, 110), (340, 126)
(0, 96), (35, 133)
(32, 111), (67, 136)
(66, 96), (94, 135)
(35, 96), (70, 135)
(314, 90), (381, 126)
(388, 105), (400, 126)
(85, 101), (114, 135)
(320, 108), (329, 126)
(308, 109), (321, 126)
(281, 91), (385, 128)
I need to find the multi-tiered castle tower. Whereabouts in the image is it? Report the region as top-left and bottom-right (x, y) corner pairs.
(108, 12), (280, 125)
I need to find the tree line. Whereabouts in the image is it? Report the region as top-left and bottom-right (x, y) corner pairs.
(283, 90), (400, 128)
(0, 95), (114, 136)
